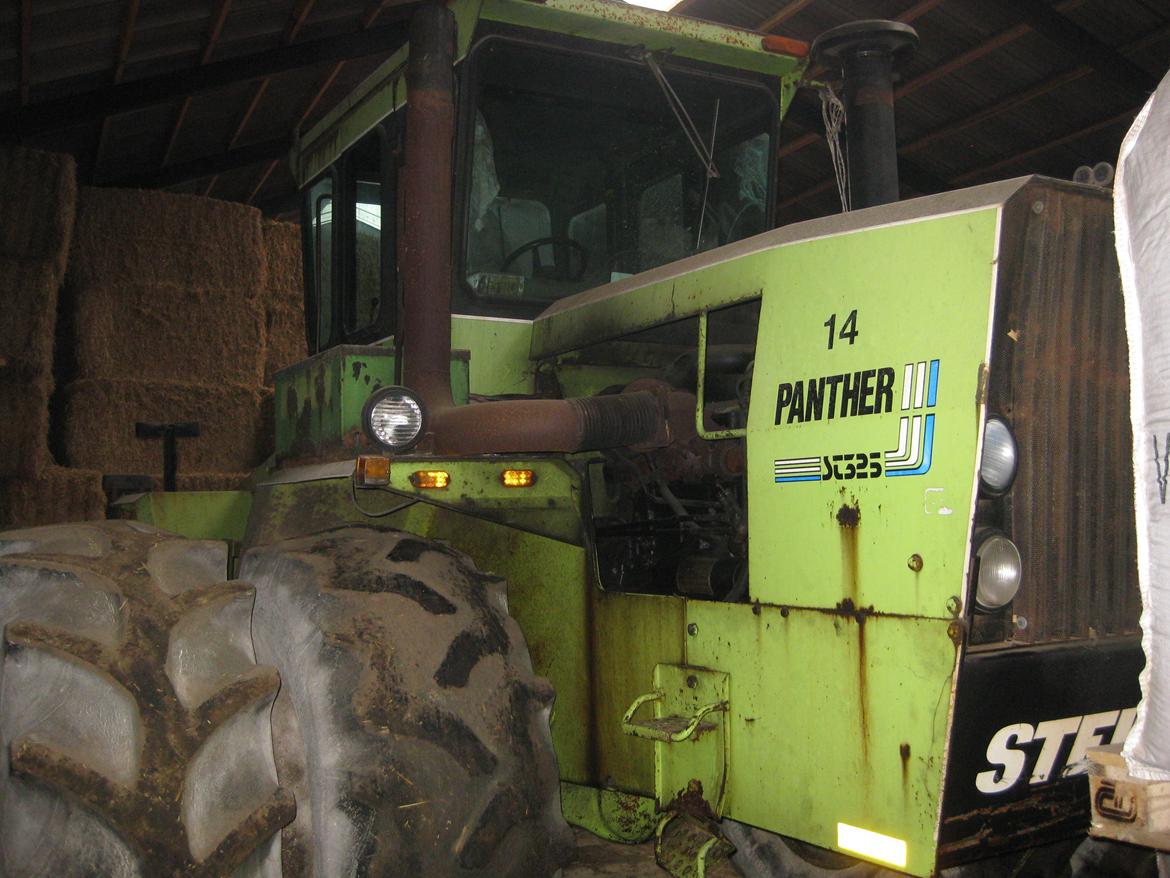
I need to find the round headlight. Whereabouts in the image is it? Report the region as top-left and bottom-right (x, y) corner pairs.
(979, 417), (1018, 495)
(973, 531), (1022, 611)
(362, 386), (426, 452)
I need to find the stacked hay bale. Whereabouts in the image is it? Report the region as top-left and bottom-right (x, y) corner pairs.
(0, 145), (106, 527)
(63, 188), (271, 491)
(261, 219), (307, 383)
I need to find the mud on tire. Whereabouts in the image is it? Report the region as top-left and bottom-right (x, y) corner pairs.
(242, 526), (574, 877)
(0, 521), (291, 878)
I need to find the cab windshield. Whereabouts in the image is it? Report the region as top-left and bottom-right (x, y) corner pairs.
(461, 39), (776, 307)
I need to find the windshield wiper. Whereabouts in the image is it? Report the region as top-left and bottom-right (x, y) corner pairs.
(636, 49), (720, 181)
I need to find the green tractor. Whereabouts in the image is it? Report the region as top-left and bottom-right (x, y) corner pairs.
(0, 1), (1145, 876)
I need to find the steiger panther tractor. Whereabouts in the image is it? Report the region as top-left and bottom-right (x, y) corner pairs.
(0, 1), (1146, 876)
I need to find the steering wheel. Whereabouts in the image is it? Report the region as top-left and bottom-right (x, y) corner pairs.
(501, 236), (588, 281)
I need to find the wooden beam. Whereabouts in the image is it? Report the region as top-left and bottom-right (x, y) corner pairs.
(104, 137), (291, 188)
(113, 0), (141, 83)
(953, 107), (1142, 184)
(162, 0), (233, 166)
(901, 21), (1170, 156)
(902, 66), (1089, 155)
(296, 61), (346, 133)
(1, 22), (411, 140)
(203, 175), (219, 197)
(896, 0), (947, 26)
(229, 0), (319, 154)
(757, 0), (815, 33)
(982, 0), (1159, 95)
(228, 79), (271, 150)
(93, 0), (142, 174)
(246, 159), (280, 203)
(283, 0), (318, 45)
(162, 97), (192, 166)
(19, 0), (31, 105)
(777, 177), (835, 212)
(202, 0), (234, 65)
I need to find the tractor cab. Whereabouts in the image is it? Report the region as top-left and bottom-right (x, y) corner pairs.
(293, 0), (806, 366)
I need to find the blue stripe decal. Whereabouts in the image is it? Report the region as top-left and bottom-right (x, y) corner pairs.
(927, 359), (940, 407)
(888, 414), (934, 477)
(775, 475), (822, 483)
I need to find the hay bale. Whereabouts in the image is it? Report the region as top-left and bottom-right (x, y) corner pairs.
(262, 220), (302, 306)
(0, 466), (105, 529)
(74, 285), (266, 384)
(0, 257), (61, 384)
(63, 378), (267, 475)
(262, 221), (307, 383)
(0, 145), (77, 264)
(70, 188), (265, 293)
(264, 303), (307, 384)
(0, 361), (53, 479)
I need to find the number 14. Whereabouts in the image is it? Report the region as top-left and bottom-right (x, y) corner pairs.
(825, 309), (859, 350)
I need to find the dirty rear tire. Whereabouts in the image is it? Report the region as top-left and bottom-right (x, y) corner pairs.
(0, 521), (291, 878)
(242, 526), (574, 877)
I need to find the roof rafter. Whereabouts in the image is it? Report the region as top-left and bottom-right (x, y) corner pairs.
(18, 0), (31, 105)
(953, 106), (1142, 185)
(229, 0), (319, 152)
(163, 0), (235, 166)
(1, 22), (411, 141)
(982, 0), (1159, 95)
(104, 137), (290, 189)
(901, 19), (1170, 157)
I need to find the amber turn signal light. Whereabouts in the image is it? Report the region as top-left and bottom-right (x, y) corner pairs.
(410, 470), (450, 489)
(354, 455), (391, 487)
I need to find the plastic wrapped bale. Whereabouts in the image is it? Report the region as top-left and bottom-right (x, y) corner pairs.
(0, 145), (77, 265)
(0, 466), (105, 528)
(62, 379), (267, 476)
(1117, 71), (1170, 781)
(261, 221), (306, 384)
(69, 188), (265, 292)
(72, 284), (266, 385)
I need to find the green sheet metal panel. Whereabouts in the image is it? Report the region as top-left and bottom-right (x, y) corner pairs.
(480, 0), (807, 79)
(130, 491), (252, 543)
(685, 600), (960, 877)
(450, 315), (536, 396)
(273, 346), (469, 460)
(746, 208), (1002, 618)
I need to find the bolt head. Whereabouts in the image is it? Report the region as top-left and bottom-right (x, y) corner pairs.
(687, 622), (699, 636)
(908, 553), (924, 572)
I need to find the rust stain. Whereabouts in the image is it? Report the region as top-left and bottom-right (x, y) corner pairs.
(857, 610), (868, 764)
(665, 779), (717, 824)
(837, 495), (860, 601)
(900, 742), (911, 789)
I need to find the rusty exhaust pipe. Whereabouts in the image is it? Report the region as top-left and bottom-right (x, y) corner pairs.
(399, 3), (675, 455)
(400, 1), (457, 409)
(812, 21), (918, 209)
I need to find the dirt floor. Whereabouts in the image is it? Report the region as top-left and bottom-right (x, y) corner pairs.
(565, 828), (741, 878)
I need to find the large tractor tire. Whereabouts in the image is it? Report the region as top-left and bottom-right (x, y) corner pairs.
(0, 521), (290, 878)
(241, 526), (574, 877)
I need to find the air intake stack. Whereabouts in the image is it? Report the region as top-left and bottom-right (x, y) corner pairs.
(812, 20), (918, 209)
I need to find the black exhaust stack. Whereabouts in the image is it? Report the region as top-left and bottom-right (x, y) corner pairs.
(812, 21), (918, 209)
